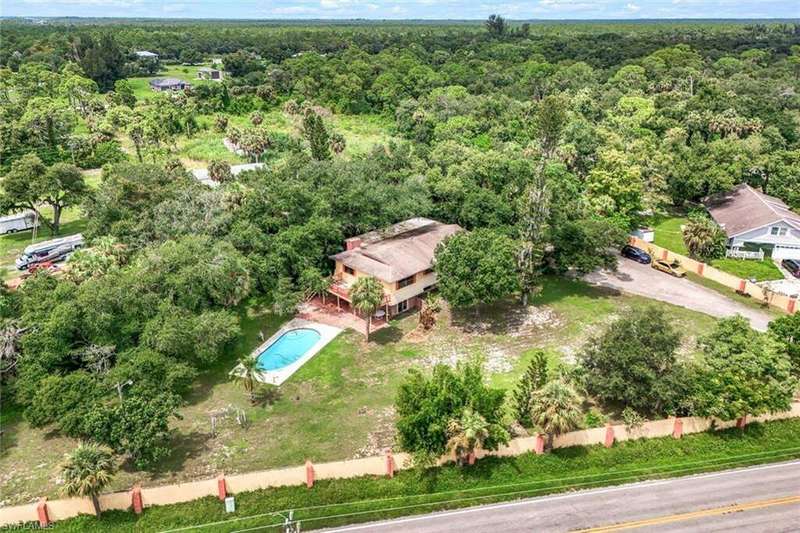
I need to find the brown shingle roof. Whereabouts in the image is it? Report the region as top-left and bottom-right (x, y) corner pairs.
(331, 218), (462, 282)
(703, 183), (800, 237)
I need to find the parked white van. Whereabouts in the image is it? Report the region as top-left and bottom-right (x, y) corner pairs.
(15, 233), (84, 270)
(0, 211), (36, 235)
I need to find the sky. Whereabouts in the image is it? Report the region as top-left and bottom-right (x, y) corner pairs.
(1, 0), (798, 20)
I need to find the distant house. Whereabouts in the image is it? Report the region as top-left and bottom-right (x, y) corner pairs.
(197, 67), (223, 81)
(149, 78), (190, 92)
(135, 50), (158, 60)
(704, 183), (800, 260)
(191, 163), (263, 187)
(328, 218), (462, 317)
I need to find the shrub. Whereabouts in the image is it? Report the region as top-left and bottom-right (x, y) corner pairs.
(395, 359), (508, 465)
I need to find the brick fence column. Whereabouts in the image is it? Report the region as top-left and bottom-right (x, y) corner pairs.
(36, 498), (50, 528)
(131, 485), (143, 514)
(661, 249), (668, 261)
(736, 415), (747, 429)
(788, 298), (797, 314)
(385, 449), (394, 478)
(217, 474), (227, 501)
(696, 263), (704, 276)
(305, 460), (315, 488)
(467, 451), (476, 465)
(534, 434), (545, 455)
(738, 279), (747, 293)
(672, 417), (683, 439)
(604, 423), (615, 448)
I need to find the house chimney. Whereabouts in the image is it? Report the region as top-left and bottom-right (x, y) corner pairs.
(345, 237), (362, 251)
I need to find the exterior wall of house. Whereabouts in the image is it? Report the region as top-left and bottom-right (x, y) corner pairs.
(332, 262), (436, 315)
(731, 221), (800, 259)
(731, 221), (800, 248)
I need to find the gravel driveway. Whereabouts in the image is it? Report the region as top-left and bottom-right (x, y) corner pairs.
(584, 258), (773, 331)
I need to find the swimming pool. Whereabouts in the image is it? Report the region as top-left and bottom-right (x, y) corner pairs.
(256, 328), (322, 371)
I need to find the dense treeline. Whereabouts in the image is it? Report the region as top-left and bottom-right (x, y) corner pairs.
(1, 19), (800, 472)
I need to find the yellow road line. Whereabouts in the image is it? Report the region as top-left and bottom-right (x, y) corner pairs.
(578, 494), (800, 532)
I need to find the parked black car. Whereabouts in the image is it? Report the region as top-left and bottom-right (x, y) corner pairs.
(782, 259), (800, 279)
(621, 245), (652, 264)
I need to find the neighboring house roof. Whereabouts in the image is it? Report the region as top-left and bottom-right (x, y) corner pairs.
(135, 51), (158, 58)
(191, 163), (264, 187)
(704, 183), (800, 237)
(331, 218), (462, 282)
(149, 77), (186, 88)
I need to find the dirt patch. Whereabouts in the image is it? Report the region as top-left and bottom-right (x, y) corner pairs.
(352, 406), (396, 458)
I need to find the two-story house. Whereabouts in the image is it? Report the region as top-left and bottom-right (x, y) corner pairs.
(704, 183), (800, 260)
(328, 218), (462, 317)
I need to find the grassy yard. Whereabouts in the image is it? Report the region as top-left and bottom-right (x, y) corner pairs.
(52, 418), (800, 532)
(650, 215), (689, 255)
(708, 258), (784, 282)
(127, 64), (214, 100)
(174, 110), (396, 168)
(0, 277), (719, 505)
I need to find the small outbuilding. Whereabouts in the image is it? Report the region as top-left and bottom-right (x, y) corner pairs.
(135, 50), (159, 60)
(197, 67), (223, 81)
(149, 78), (190, 92)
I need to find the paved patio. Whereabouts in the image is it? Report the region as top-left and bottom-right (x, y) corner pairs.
(298, 297), (388, 337)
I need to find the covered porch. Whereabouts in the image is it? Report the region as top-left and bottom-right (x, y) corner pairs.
(298, 288), (389, 337)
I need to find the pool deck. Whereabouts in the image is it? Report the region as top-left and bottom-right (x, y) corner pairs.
(245, 318), (341, 386)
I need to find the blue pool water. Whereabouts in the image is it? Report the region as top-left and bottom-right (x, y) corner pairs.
(256, 328), (322, 371)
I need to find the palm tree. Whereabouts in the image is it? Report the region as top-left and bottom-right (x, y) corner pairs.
(446, 408), (490, 465)
(61, 443), (115, 516)
(349, 276), (385, 341)
(234, 356), (260, 404)
(529, 379), (582, 450)
(682, 217), (726, 261)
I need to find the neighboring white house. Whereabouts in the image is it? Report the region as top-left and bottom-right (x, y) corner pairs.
(704, 183), (800, 260)
(191, 163), (264, 187)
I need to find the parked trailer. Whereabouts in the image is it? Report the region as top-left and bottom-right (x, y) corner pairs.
(0, 211), (36, 235)
(15, 233), (84, 270)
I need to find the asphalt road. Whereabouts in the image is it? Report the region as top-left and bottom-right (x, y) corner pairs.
(323, 460), (800, 532)
(584, 258), (773, 331)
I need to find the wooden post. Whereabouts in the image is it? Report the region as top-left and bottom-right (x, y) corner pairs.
(37, 498), (50, 528)
(305, 460), (314, 488)
(672, 417), (683, 439)
(131, 485), (143, 514)
(604, 423), (615, 448)
(217, 474), (227, 501)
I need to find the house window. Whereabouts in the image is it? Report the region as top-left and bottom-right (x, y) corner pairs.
(397, 299), (409, 313)
(422, 268), (434, 275)
(770, 227), (787, 237)
(344, 266), (355, 275)
(397, 275), (415, 289)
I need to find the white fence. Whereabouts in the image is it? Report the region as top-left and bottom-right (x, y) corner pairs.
(726, 247), (765, 260)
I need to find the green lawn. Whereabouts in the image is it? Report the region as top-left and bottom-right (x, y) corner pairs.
(51, 418), (800, 532)
(127, 64), (214, 100)
(709, 258), (784, 282)
(0, 277), (719, 505)
(650, 215), (690, 255)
